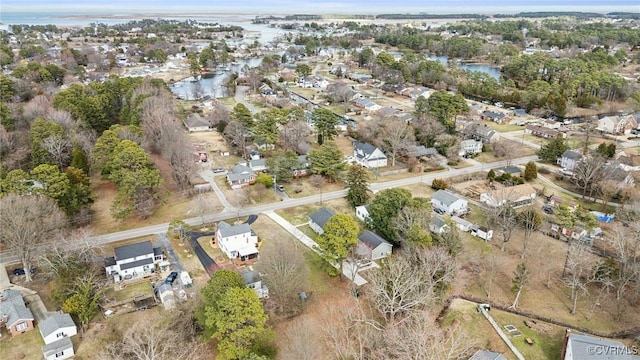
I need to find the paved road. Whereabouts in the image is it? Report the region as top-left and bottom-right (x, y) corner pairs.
(0, 155), (538, 265)
(234, 85), (259, 114)
(199, 169), (236, 211)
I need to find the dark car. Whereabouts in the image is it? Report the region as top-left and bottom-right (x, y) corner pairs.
(213, 167), (226, 173)
(434, 208), (445, 215)
(542, 205), (554, 214)
(276, 184), (285, 192)
(13, 268), (36, 276)
(165, 271), (178, 285)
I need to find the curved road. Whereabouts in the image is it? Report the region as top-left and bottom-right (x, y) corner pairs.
(0, 155), (538, 265)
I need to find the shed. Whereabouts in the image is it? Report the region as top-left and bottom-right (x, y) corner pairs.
(356, 231), (393, 261)
(308, 208), (336, 235)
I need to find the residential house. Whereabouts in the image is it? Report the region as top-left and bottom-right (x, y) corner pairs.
(615, 151), (640, 171)
(404, 145), (439, 159)
(242, 269), (269, 299)
(463, 124), (500, 144)
(557, 150), (582, 171)
(469, 349), (508, 360)
(459, 139), (483, 157)
(0, 289), (35, 336)
(431, 190), (469, 215)
(308, 208), (336, 235)
(451, 216), (473, 232)
(604, 164), (636, 188)
(409, 87), (431, 100)
(352, 97), (381, 112)
(356, 231), (393, 261)
(183, 113), (212, 132)
(226, 164), (256, 189)
(562, 330), (640, 360)
(482, 111), (509, 124)
(547, 195), (579, 212)
(216, 221), (259, 260)
(355, 205), (371, 223)
(39, 312), (77, 360)
(496, 166), (521, 178)
(480, 183), (537, 208)
(249, 159), (267, 173)
(525, 125), (566, 139)
(513, 109), (527, 117)
(104, 240), (164, 282)
(597, 115), (638, 135)
(429, 216), (449, 234)
(293, 155), (311, 177)
(353, 142), (388, 168)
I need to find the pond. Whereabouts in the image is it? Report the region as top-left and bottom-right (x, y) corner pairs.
(169, 58), (264, 100)
(427, 55), (501, 80)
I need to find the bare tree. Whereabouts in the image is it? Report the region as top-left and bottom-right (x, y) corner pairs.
(0, 195), (66, 282)
(492, 140), (518, 166)
(607, 225), (640, 320)
(518, 208), (543, 259)
(368, 246), (456, 322)
(488, 204), (517, 251)
(224, 120), (250, 159)
(98, 306), (208, 360)
(573, 153), (608, 200)
(256, 236), (308, 314)
(280, 120), (311, 153)
(38, 228), (97, 279)
(245, 68), (264, 93)
(191, 192), (216, 226)
(281, 318), (324, 360)
(381, 120), (414, 167)
(481, 252), (503, 298)
(561, 241), (591, 315)
(41, 134), (72, 171)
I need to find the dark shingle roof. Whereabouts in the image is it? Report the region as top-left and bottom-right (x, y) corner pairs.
(114, 241), (153, 261)
(469, 349), (508, 360)
(432, 190), (463, 207)
(309, 208), (336, 228)
(561, 150), (582, 160)
(39, 312), (75, 338)
(354, 141), (377, 157)
(565, 333), (640, 360)
(119, 257), (154, 271)
(104, 256), (116, 267)
(242, 270), (260, 285)
(358, 231), (391, 250)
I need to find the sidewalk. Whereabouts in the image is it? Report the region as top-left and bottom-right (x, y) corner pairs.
(264, 211), (368, 285)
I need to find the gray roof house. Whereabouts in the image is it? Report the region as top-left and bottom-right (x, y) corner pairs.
(0, 289), (35, 336)
(308, 208), (336, 235)
(469, 350), (507, 360)
(431, 190), (469, 215)
(183, 113), (212, 132)
(463, 124), (500, 144)
(216, 221), (259, 260)
(557, 150), (582, 171)
(242, 269), (269, 299)
(39, 312), (77, 360)
(404, 144), (438, 159)
(563, 331), (640, 359)
(356, 231), (393, 261)
(226, 164), (256, 189)
(429, 216), (449, 234)
(354, 141), (387, 168)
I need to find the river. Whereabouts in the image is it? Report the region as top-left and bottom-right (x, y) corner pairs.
(427, 55), (501, 80)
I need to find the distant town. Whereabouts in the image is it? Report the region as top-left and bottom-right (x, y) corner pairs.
(0, 10), (639, 360)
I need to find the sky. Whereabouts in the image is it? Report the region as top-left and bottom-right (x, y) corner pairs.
(2, 0), (639, 14)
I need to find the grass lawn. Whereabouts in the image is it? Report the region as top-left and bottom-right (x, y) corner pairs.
(491, 310), (565, 360)
(484, 122), (526, 133)
(298, 224), (320, 242)
(0, 326), (45, 360)
(214, 176), (279, 207)
(398, 183), (435, 198)
(284, 177), (345, 199)
(217, 97), (236, 107)
(103, 281), (154, 303)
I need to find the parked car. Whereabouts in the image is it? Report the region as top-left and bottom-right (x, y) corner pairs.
(276, 184), (285, 192)
(213, 167), (226, 173)
(13, 267), (36, 276)
(165, 271), (178, 285)
(433, 208), (445, 215)
(542, 205), (554, 214)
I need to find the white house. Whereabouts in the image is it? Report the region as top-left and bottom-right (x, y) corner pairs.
(480, 183), (537, 208)
(429, 216), (449, 234)
(308, 208), (336, 235)
(355, 205), (371, 223)
(353, 142), (387, 168)
(451, 216), (473, 232)
(356, 231), (393, 261)
(557, 150), (582, 171)
(431, 190), (469, 215)
(597, 115), (638, 135)
(458, 139), (483, 157)
(39, 312), (77, 360)
(216, 221), (259, 261)
(104, 241), (164, 282)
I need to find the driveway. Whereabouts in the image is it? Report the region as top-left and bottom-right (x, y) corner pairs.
(234, 85), (259, 114)
(185, 230), (219, 275)
(199, 169), (236, 211)
(156, 233), (183, 273)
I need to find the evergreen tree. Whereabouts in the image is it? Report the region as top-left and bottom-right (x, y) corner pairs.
(345, 164), (372, 207)
(307, 142), (345, 182)
(524, 161), (538, 181)
(536, 134), (569, 162)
